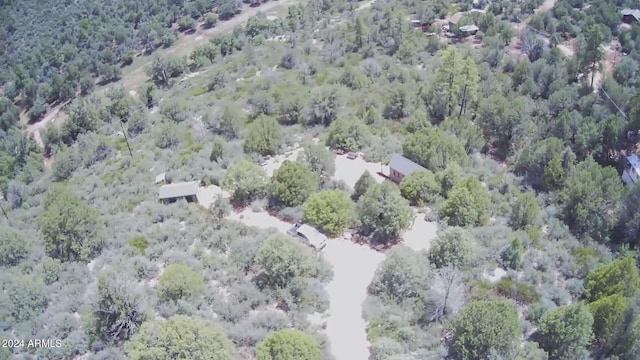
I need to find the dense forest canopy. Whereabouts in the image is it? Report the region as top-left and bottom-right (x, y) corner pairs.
(0, 0), (244, 117)
(3, 0), (640, 358)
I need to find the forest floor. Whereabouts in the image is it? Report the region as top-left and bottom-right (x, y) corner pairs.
(197, 185), (231, 209)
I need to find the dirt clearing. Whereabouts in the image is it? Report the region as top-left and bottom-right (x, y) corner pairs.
(333, 154), (388, 189)
(402, 209), (438, 252)
(226, 208), (292, 234)
(261, 146), (304, 177)
(23, 101), (68, 149)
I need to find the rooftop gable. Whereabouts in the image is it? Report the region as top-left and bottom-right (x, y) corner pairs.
(622, 8), (640, 19)
(159, 181), (199, 199)
(460, 24), (479, 32)
(627, 155), (640, 170)
(389, 153), (427, 175)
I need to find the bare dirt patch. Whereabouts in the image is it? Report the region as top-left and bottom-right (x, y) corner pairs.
(556, 39), (575, 57)
(333, 154), (388, 190)
(402, 209), (438, 252)
(534, 0), (557, 14)
(356, 0), (376, 11)
(261, 147), (304, 177)
(227, 208), (293, 234)
(23, 101), (68, 148)
(197, 185), (231, 209)
(483, 267), (507, 283)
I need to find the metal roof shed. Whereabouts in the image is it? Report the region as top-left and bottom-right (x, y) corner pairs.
(159, 181), (199, 201)
(389, 154), (426, 176)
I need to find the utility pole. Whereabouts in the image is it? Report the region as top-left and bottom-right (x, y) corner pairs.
(118, 119), (134, 158)
(0, 201), (9, 225)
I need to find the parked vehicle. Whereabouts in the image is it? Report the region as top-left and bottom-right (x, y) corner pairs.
(287, 223), (327, 251)
(347, 152), (358, 159)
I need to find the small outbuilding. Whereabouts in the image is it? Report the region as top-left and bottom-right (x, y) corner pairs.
(622, 9), (640, 24)
(622, 154), (640, 185)
(159, 181), (200, 203)
(447, 12), (478, 37)
(459, 25), (479, 35)
(155, 172), (167, 184)
(388, 153), (427, 184)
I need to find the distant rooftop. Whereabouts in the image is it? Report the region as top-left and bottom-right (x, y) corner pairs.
(155, 172), (166, 184)
(460, 25), (479, 32)
(389, 154), (427, 176)
(159, 181), (199, 200)
(622, 8), (640, 20)
(627, 155), (640, 170)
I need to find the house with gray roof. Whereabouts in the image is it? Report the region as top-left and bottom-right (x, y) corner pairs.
(388, 153), (427, 183)
(159, 181), (200, 203)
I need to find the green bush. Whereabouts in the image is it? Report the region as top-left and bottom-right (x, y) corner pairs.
(126, 315), (237, 360)
(157, 264), (205, 302)
(128, 236), (149, 255)
(588, 294), (627, 344)
(440, 176), (490, 227)
(495, 278), (540, 304)
(303, 189), (354, 237)
(399, 169), (440, 205)
(39, 184), (104, 262)
(537, 303), (594, 359)
(0, 226), (30, 267)
(256, 328), (321, 360)
(584, 256), (640, 302)
(270, 161), (318, 207)
(428, 227), (475, 270)
(452, 300), (521, 359)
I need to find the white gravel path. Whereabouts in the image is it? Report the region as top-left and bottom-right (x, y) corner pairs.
(322, 238), (386, 360)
